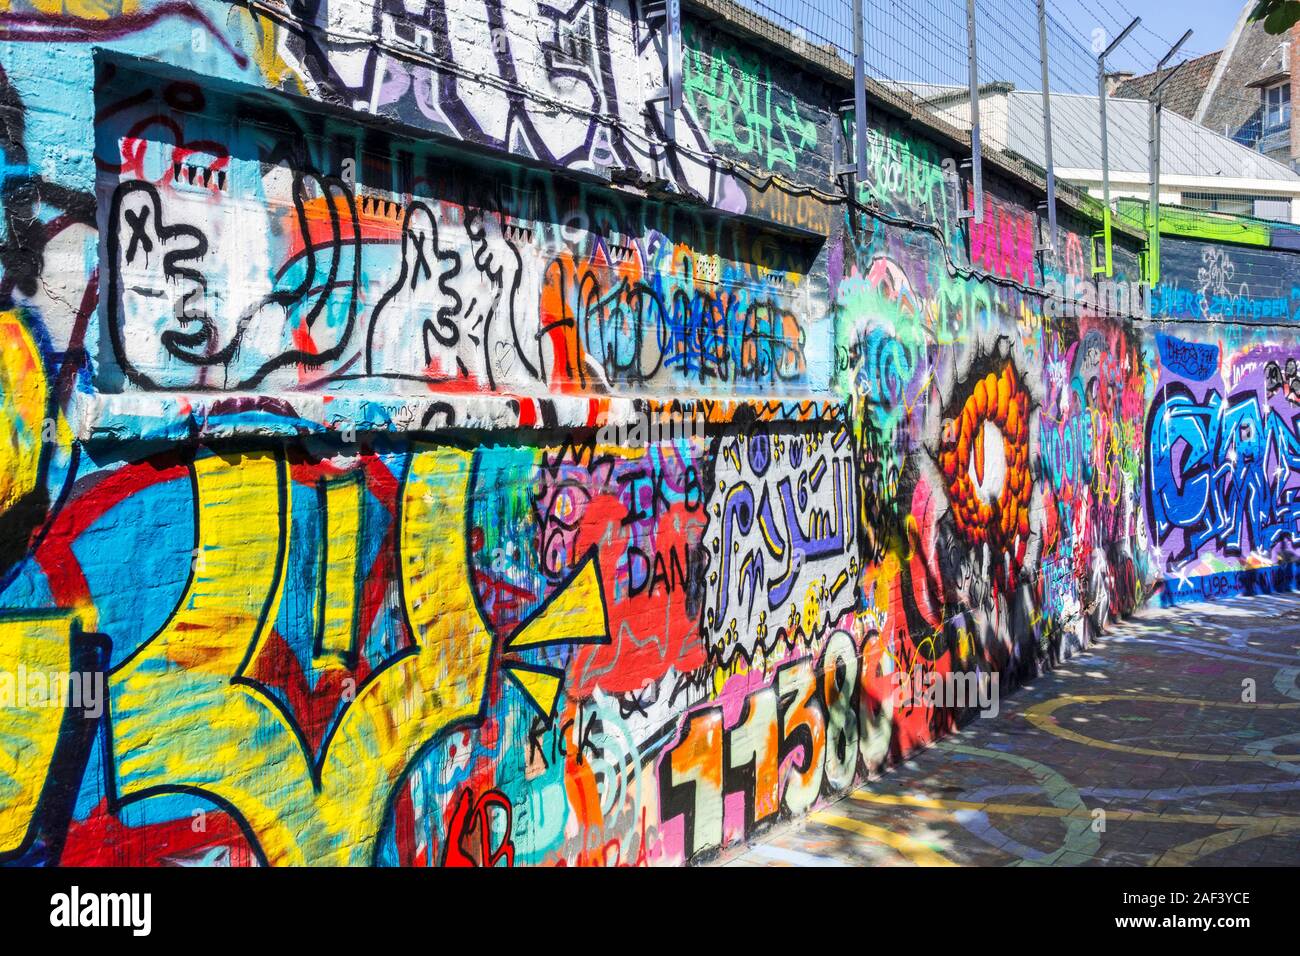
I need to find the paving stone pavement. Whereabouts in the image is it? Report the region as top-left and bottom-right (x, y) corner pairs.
(720, 592), (1300, 867)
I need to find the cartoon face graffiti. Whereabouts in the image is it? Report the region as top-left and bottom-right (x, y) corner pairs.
(365, 201), (539, 387)
(105, 170), (360, 390)
(106, 179), (211, 387)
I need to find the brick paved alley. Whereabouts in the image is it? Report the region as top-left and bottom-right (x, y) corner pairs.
(722, 593), (1300, 867)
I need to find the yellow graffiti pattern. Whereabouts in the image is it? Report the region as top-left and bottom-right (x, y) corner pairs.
(109, 445), (607, 865)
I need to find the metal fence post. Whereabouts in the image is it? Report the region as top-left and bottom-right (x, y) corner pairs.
(1095, 16), (1140, 276)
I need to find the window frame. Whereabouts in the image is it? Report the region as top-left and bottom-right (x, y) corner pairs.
(1263, 81), (1291, 130)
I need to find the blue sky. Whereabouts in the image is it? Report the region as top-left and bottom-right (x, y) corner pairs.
(1048, 0), (1248, 74)
(760, 0), (1255, 93)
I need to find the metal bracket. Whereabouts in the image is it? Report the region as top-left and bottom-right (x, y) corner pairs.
(1035, 200), (1055, 256)
(956, 157), (981, 221)
(832, 99), (862, 177)
(1091, 210), (1113, 276)
(833, 0), (869, 183)
(644, 0), (682, 142)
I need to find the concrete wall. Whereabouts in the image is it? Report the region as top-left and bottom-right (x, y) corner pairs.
(0, 0), (1291, 867)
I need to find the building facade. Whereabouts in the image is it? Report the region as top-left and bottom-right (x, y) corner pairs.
(0, 0), (1295, 867)
(1118, 3), (1297, 176)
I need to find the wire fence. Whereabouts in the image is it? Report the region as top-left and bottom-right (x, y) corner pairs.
(714, 0), (1298, 234)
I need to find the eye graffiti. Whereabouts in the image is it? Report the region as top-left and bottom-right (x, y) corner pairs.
(938, 363), (1032, 583)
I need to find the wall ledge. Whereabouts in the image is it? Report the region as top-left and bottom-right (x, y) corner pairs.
(68, 389), (847, 444)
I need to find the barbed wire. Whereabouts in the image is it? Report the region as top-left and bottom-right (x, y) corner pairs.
(713, 0), (1296, 231)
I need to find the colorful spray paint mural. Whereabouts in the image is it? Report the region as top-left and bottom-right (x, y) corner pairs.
(1147, 329), (1300, 604)
(0, 0), (1289, 868)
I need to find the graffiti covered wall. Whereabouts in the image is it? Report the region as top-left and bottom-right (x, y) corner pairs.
(0, 0), (1288, 867)
(1147, 237), (1300, 604)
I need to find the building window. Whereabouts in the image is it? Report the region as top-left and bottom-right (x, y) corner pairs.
(1182, 192), (1292, 221)
(1264, 82), (1291, 129)
(1255, 197), (1293, 221)
(1183, 193), (1255, 216)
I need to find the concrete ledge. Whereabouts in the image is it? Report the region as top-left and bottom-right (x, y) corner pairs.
(68, 389), (848, 443)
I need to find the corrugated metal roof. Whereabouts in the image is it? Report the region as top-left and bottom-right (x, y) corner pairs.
(891, 80), (1300, 184)
(1001, 89), (1300, 182)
